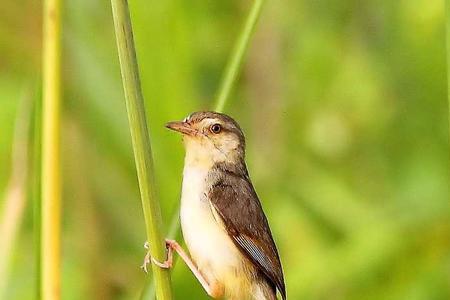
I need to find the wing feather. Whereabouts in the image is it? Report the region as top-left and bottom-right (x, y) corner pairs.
(208, 172), (286, 299)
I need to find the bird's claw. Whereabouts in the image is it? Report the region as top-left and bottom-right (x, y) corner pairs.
(151, 257), (172, 269)
(141, 251), (151, 273)
(141, 240), (173, 273)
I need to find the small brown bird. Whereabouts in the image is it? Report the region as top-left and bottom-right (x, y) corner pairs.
(144, 111), (286, 300)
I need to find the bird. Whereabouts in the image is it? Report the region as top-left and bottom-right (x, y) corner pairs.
(143, 111), (286, 300)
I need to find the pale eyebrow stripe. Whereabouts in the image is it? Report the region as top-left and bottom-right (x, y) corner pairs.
(183, 113), (194, 122)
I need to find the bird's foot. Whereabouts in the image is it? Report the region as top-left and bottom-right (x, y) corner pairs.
(141, 240), (173, 273)
(146, 239), (221, 298)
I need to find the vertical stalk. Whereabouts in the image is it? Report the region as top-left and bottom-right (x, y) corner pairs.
(214, 0), (265, 112)
(110, 1), (173, 299)
(41, 0), (62, 298)
(447, 0), (450, 135)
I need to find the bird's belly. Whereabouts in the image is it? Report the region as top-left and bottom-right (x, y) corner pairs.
(180, 167), (251, 296)
(181, 200), (240, 273)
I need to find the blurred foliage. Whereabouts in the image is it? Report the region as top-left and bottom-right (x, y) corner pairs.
(0, 0), (448, 299)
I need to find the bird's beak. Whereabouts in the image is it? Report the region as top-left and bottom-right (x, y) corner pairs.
(165, 121), (197, 136)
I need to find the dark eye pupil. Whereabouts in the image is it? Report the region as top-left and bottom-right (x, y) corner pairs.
(211, 124), (221, 133)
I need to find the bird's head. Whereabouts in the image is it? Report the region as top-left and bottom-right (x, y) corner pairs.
(166, 111), (246, 167)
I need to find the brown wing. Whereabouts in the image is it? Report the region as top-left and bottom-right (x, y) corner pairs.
(208, 172), (286, 299)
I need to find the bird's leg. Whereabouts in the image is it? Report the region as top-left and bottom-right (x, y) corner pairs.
(165, 239), (223, 298)
(164, 239), (210, 292)
(143, 239), (223, 298)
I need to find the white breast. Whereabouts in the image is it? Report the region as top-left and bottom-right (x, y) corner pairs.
(180, 165), (242, 283)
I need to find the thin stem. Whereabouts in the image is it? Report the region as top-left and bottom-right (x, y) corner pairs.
(40, 3), (63, 300)
(110, 1), (172, 299)
(447, 0), (450, 135)
(41, 0), (62, 298)
(214, 0), (265, 112)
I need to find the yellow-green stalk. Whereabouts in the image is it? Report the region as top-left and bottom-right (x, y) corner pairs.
(447, 0), (450, 134)
(110, 0), (173, 299)
(41, 0), (62, 298)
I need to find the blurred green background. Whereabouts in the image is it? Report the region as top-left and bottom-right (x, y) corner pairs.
(1, 0), (449, 299)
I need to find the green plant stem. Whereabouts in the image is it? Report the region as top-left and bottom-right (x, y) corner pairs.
(447, 0), (450, 135)
(214, 0), (265, 112)
(110, 1), (172, 299)
(41, 0), (62, 298)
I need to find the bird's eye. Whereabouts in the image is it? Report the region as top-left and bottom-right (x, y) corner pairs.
(210, 124), (222, 134)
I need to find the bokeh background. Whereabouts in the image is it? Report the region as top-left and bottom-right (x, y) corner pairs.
(1, 0), (449, 299)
